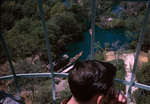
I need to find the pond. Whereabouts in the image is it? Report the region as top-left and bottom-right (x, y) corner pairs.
(64, 25), (132, 60)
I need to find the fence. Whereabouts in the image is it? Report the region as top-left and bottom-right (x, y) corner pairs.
(0, 0), (150, 104)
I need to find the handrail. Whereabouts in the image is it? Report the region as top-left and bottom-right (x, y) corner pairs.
(0, 73), (150, 91)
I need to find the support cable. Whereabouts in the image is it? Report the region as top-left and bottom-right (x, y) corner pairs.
(37, 0), (56, 103)
(0, 31), (20, 99)
(127, 2), (150, 104)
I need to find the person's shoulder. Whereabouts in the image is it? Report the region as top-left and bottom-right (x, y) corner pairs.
(61, 95), (72, 104)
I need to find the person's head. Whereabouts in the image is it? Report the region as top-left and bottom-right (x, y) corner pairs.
(68, 60), (116, 104)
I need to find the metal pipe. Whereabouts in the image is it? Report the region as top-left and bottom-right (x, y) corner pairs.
(37, 0), (56, 103)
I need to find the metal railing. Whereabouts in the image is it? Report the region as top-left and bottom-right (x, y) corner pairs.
(0, 0), (150, 104)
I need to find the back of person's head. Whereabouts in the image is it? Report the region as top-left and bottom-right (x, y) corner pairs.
(68, 60), (116, 103)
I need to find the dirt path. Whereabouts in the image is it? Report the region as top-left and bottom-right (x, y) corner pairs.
(106, 52), (138, 94)
(122, 53), (138, 94)
(55, 79), (67, 92)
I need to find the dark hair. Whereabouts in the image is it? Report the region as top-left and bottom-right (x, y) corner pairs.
(68, 60), (116, 103)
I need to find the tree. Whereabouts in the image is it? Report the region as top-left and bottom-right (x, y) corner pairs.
(142, 17), (150, 51)
(94, 42), (107, 61)
(50, 2), (67, 16)
(22, 0), (39, 19)
(34, 80), (53, 104)
(94, 41), (102, 52)
(122, 2), (146, 18)
(51, 12), (85, 42)
(125, 14), (150, 52)
(5, 18), (44, 61)
(1, 1), (23, 30)
(111, 40), (128, 68)
(94, 50), (107, 61)
(5, 17), (64, 62)
(68, 0), (89, 23)
(104, 42), (110, 51)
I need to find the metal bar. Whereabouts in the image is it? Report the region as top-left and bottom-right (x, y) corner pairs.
(127, 2), (150, 104)
(101, 0), (148, 3)
(114, 78), (130, 85)
(90, 0), (96, 60)
(134, 82), (150, 91)
(0, 31), (20, 99)
(1, 73), (150, 91)
(0, 73), (68, 81)
(37, 0), (56, 103)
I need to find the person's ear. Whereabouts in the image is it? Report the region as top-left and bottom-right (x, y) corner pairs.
(97, 95), (104, 104)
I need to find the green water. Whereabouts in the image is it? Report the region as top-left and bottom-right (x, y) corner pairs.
(65, 25), (131, 60)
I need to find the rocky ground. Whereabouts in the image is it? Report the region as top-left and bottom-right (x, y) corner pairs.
(106, 51), (148, 104)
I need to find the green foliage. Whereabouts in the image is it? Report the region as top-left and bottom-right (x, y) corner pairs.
(109, 59), (126, 92)
(5, 18), (43, 61)
(52, 12), (85, 42)
(105, 18), (125, 29)
(132, 89), (150, 104)
(1, 0), (87, 62)
(142, 17), (150, 51)
(94, 41), (102, 52)
(42, 4), (51, 19)
(94, 42), (107, 61)
(50, 2), (66, 16)
(129, 41), (138, 50)
(96, 1), (115, 16)
(34, 80), (53, 104)
(9, 78), (53, 104)
(69, 1), (89, 23)
(104, 42), (110, 50)
(1, 1), (23, 30)
(113, 19), (125, 28)
(22, 0), (39, 19)
(123, 2), (146, 17)
(125, 16), (150, 51)
(125, 28), (138, 51)
(132, 58), (150, 104)
(94, 50), (107, 61)
(136, 61), (150, 86)
(125, 30), (137, 40)
(125, 15), (144, 33)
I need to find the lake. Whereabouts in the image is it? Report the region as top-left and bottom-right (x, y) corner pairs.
(64, 25), (131, 60)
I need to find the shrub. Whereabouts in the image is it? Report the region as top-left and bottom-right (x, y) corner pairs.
(132, 58), (150, 104)
(94, 50), (107, 61)
(34, 80), (53, 104)
(109, 59), (126, 92)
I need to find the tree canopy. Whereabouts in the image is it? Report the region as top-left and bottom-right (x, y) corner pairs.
(1, 0), (88, 63)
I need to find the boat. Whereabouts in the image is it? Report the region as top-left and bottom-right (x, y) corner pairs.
(68, 51), (83, 63)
